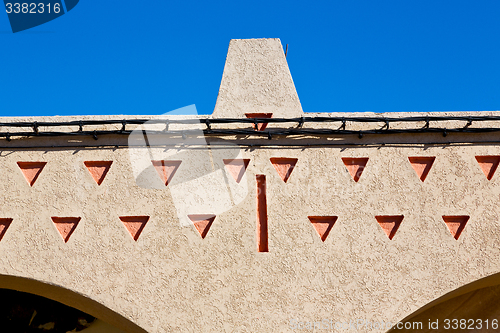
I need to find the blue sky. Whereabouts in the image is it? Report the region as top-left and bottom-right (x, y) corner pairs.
(1, 0), (500, 116)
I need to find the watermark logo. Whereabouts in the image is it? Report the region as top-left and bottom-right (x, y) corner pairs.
(4, 0), (79, 33)
(128, 105), (249, 227)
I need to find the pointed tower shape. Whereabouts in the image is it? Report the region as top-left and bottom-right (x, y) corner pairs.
(119, 216), (149, 241)
(51, 217), (80, 243)
(442, 215), (470, 240)
(342, 158), (369, 182)
(475, 156), (500, 181)
(188, 214), (216, 239)
(0, 219), (13, 241)
(223, 159), (250, 183)
(84, 161), (113, 185)
(375, 215), (404, 240)
(212, 39), (303, 118)
(409, 156), (436, 182)
(151, 160), (182, 186)
(270, 157), (298, 183)
(245, 113), (273, 131)
(308, 216), (338, 242)
(17, 162), (47, 186)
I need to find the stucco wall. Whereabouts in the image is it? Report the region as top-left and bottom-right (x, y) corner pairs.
(0, 39), (499, 332)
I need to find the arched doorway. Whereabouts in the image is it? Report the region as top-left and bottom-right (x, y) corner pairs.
(389, 273), (500, 332)
(0, 274), (147, 333)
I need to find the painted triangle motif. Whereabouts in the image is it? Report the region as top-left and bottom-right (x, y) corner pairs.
(475, 156), (500, 181)
(223, 159), (250, 183)
(0, 219), (13, 241)
(17, 162), (47, 186)
(342, 158), (369, 182)
(84, 161), (113, 185)
(308, 216), (338, 242)
(245, 113), (273, 131)
(442, 215), (469, 240)
(51, 217), (81, 243)
(408, 156), (436, 182)
(270, 157), (298, 183)
(375, 215), (404, 240)
(152, 160), (182, 186)
(119, 216), (149, 241)
(188, 214), (216, 239)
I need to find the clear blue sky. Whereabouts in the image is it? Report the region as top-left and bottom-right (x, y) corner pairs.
(1, 0), (500, 116)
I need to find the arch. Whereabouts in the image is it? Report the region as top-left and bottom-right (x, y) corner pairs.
(388, 272), (500, 332)
(0, 274), (147, 333)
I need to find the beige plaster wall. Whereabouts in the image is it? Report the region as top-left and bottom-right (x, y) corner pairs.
(1, 114), (500, 332)
(0, 39), (499, 332)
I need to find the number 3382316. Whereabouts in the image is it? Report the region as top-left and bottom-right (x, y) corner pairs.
(5, 3), (61, 14)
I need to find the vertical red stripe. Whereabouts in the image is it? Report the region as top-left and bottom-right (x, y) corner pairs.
(256, 175), (268, 252)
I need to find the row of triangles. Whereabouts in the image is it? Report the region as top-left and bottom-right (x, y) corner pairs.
(189, 215), (471, 242)
(148, 158), (295, 185)
(17, 160), (179, 187)
(309, 215), (470, 241)
(17, 161), (113, 187)
(343, 156), (500, 182)
(15, 155), (500, 187)
(0, 215), (216, 243)
(224, 158), (298, 183)
(0, 215), (471, 244)
(151, 215), (469, 242)
(226, 155), (500, 183)
(0, 216), (150, 243)
(51, 216), (151, 243)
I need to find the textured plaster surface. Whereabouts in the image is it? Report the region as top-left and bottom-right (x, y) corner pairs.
(212, 39), (303, 118)
(0, 115), (500, 332)
(0, 39), (500, 332)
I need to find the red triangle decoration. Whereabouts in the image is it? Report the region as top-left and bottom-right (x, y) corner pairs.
(408, 156), (435, 182)
(17, 162), (47, 186)
(475, 156), (500, 181)
(188, 214), (216, 239)
(151, 160), (182, 186)
(308, 216), (338, 242)
(0, 219), (13, 241)
(270, 157), (298, 183)
(442, 215), (469, 240)
(375, 215), (404, 240)
(51, 217), (81, 243)
(119, 216), (149, 241)
(245, 113), (273, 131)
(84, 161), (113, 185)
(223, 159), (250, 183)
(342, 158), (369, 182)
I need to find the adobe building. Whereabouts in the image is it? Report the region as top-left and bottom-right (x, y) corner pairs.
(1, 39), (500, 332)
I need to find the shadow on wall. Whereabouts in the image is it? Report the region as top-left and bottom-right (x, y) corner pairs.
(389, 272), (500, 332)
(0, 274), (146, 333)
